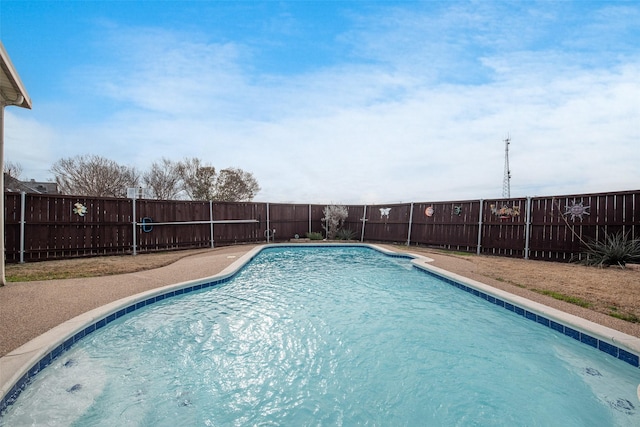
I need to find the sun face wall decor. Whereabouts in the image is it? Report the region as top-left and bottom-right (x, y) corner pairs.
(564, 201), (590, 221)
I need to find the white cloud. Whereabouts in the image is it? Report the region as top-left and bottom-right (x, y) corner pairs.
(5, 111), (57, 179)
(7, 2), (639, 204)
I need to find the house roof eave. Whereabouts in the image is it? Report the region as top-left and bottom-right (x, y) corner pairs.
(0, 42), (32, 109)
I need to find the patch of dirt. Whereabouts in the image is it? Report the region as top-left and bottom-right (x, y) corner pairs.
(471, 256), (639, 319)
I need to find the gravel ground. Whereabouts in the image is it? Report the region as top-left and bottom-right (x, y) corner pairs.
(1, 243), (638, 358)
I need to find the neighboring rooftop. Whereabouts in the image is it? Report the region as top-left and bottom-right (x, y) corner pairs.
(3, 174), (58, 194)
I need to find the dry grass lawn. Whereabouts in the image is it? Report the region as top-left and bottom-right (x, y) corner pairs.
(447, 252), (639, 322)
(4, 249), (213, 282)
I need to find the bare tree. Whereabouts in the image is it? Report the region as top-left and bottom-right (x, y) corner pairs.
(214, 168), (261, 202)
(50, 155), (261, 200)
(142, 158), (183, 200)
(51, 155), (139, 197)
(4, 161), (23, 179)
(178, 157), (217, 201)
(178, 160), (261, 201)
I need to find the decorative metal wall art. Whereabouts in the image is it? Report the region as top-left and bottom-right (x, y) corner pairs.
(425, 206), (434, 217)
(73, 202), (87, 216)
(490, 203), (520, 220)
(564, 201), (590, 221)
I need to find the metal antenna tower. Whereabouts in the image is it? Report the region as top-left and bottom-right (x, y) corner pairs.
(502, 135), (511, 199)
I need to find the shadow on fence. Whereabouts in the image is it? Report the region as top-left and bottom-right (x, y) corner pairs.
(4, 189), (638, 263)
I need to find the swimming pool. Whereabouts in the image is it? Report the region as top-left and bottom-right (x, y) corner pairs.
(1, 245), (639, 425)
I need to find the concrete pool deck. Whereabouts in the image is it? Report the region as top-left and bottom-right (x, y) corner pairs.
(2, 243), (640, 408)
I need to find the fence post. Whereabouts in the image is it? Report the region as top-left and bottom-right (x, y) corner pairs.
(476, 199), (483, 255)
(209, 200), (215, 248)
(132, 197), (137, 256)
(266, 202), (270, 243)
(406, 202), (414, 246)
(19, 191), (26, 263)
(308, 204), (312, 234)
(524, 196), (532, 259)
(360, 205), (367, 242)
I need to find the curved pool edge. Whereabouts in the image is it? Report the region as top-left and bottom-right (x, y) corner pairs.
(0, 244), (264, 411)
(410, 257), (640, 367)
(1, 243), (639, 413)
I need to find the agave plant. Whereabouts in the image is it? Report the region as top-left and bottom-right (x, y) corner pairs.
(335, 228), (357, 240)
(578, 231), (640, 268)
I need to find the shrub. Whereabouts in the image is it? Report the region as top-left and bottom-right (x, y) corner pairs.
(577, 231), (640, 268)
(335, 228), (357, 240)
(305, 232), (324, 240)
(321, 205), (349, 239)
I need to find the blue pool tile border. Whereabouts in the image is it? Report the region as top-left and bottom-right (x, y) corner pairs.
(0, 276), (233, 414)
(416, 267), (640, 369)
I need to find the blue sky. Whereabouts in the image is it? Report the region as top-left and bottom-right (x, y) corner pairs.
(1, 0), (639, 203)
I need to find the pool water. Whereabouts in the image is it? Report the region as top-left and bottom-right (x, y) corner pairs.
(2, 246), (639, 426)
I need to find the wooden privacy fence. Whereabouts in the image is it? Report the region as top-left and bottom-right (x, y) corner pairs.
(342, 190), (638, 261)
(4, 189), (639, 263)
